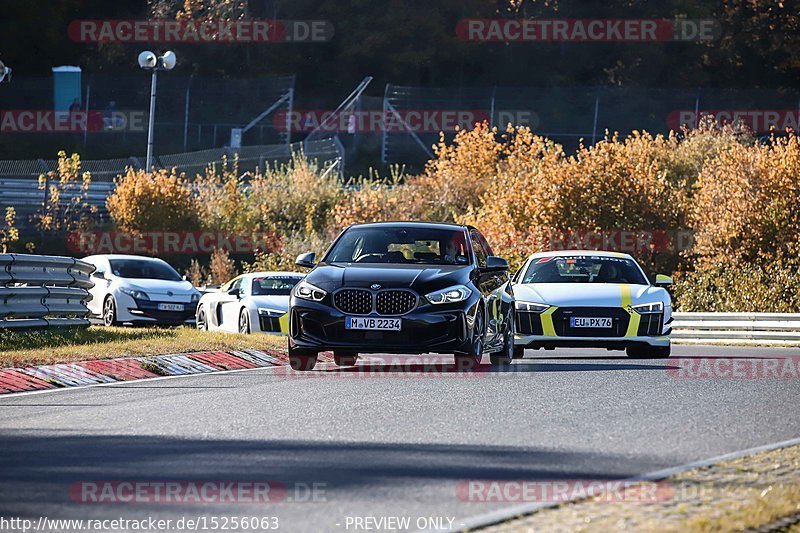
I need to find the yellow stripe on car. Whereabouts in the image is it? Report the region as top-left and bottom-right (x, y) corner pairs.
(541, 306), (558, 337)
(279, 312), (290, 333)
(620, 284), (640, 337)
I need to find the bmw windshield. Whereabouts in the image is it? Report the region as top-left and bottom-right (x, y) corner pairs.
(521, 256), (648, 285)
(324, 226), (471, 265)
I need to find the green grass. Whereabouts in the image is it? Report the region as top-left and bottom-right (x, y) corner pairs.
(0, 326), (286, 368)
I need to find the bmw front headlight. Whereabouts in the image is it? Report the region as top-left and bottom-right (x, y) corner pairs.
(425, 285), (472, 305)
(120, 287), (149, 300)
(190, 291), (200, 302)
(294, 281), (327, 302)
(515, 301), (550, 313)
(632, 302), (664, 314)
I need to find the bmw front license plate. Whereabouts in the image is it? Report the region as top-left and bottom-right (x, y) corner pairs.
(345, 317), (401, 331)
(571, 317), (612, 328)
(157, 303), (184, 312)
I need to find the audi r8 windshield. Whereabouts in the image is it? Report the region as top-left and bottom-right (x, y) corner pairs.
(251, 276), (301, 296)
(324, 226), (471, 265)
(521, 256), (648, 285)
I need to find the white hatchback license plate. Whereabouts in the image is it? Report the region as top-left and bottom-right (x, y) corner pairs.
(571, 317), (612, 328)
(157, 303), (184, 312)
(345, 317), (401, 331)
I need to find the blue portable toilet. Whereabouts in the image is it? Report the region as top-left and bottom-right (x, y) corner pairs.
(52, 66), (82, 111)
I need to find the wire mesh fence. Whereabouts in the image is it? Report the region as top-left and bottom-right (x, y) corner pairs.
(380, 85), (800, 165)
(0, 74), (295, 159)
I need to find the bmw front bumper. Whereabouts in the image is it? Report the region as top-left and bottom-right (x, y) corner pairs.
(288, 295), (481, 355)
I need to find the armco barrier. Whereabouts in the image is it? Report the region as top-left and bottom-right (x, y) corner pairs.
(0, 254), (94, 329)
(672, 312), (800, 345)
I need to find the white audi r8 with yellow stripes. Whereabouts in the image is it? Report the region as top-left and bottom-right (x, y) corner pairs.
(196, 272), (304, 334)
(512, 251), (673, 358)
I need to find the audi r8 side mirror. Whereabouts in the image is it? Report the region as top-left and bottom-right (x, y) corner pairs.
(655, 274), (673, 286)
(295, 252), (316, 269)
(227, 288), (241, 298)
(484, 256), (509, 272)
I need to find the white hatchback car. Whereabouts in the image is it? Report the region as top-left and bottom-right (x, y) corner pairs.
(512, 250), (673, 358)
(83, 254), (201, 326)
(196, 272), (304, 334)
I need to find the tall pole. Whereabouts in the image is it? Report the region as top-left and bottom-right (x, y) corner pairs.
(146, 69), (158, 171)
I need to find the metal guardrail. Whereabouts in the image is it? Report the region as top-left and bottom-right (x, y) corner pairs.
(0, 254), (94, 330)
(672, 312), (800, 345)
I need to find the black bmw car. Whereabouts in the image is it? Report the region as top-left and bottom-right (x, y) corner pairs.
(287, 221), (515, 370)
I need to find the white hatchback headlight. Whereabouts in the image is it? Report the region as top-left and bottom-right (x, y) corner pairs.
(515, 301), (550, 313)
(120, 287), (149, 300)
(632, 302), (664, 314)
(425, 285), (472, 305)
(294, 281), (327, 302)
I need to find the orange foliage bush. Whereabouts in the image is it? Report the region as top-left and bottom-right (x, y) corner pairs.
(107, 167), (200, 232)
(691, 133), (800, 263)
(404, 122), (503, 221)
(460, 128), (694, 269)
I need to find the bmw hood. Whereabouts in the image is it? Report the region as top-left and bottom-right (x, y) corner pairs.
(249, 295), (290, 312)
(306, 263), (470, 292)
(514, 283), (668, 308)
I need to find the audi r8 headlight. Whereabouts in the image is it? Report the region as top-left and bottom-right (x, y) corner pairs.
(425, 285), (472, 305)
(515, 301), (550, 313)
(258, 307), (285, 317)
(294, 281), (327, 302)
(120, 287), (149, 300)
(632, 302), (664, 314)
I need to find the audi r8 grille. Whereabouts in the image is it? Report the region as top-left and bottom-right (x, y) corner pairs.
(517, 312), (544, 335)
(376, 290), (417, 315)
(636, 313), (663, 336)
(334, 289), (372, 315)
(552, 307), (630, 337)
(259, 316), (281, 332)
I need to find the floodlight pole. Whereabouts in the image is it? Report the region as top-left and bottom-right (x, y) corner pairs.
(146, 68), (158, 171)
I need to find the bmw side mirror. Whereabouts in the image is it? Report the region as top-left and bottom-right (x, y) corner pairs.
(655, 274), (673, 286)
(484, 256), (509, 272)
(296, 252), (316, 269)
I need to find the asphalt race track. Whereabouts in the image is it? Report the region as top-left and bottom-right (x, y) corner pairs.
(1, 345), (799, 532)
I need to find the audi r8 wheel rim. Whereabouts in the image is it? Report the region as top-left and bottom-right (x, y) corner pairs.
(239, 309), (250, 334)
(196, 308), (206, 330)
